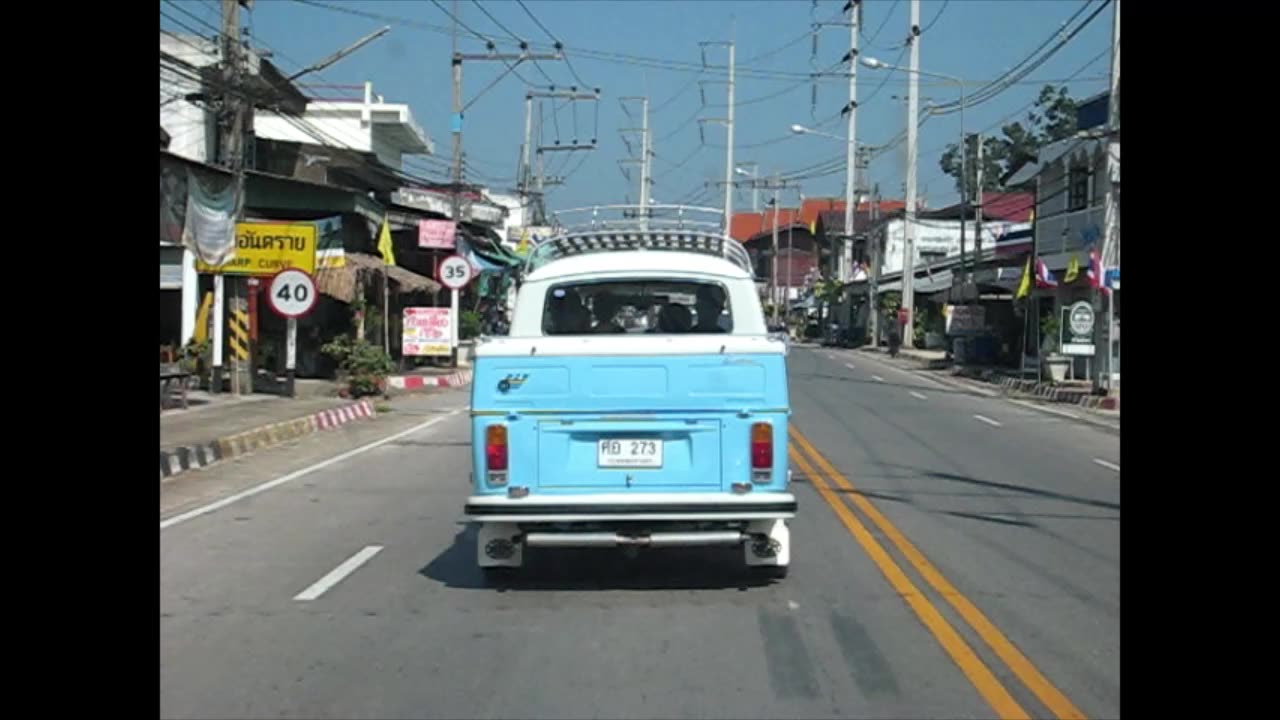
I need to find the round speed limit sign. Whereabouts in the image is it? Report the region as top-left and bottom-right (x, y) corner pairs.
(438, 254), (474, 290)
(267, 268), (318, 318)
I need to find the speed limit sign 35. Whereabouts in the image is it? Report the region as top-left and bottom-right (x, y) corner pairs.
(268, 268), (318, 318)
(438, 254), (474, 290)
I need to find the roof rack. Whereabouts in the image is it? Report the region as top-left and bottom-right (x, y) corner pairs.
(549, 204), (726, 234)
(524, 205), (753, 277)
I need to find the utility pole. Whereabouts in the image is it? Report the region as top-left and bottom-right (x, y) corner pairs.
(869, 182), (881, 346)
(619, 96), (652, 223)
(447, 0), (560, 365)
(524, 89), (598, 222)
(698, 40), (735, 229)
(771, 183), (780, 321)
(215, 0), (250, 395)
(902, 0), (920, 346)
(973, 131), (983, 302)
(1099, 0), (1120, 392)
(841, 0), (861, 285)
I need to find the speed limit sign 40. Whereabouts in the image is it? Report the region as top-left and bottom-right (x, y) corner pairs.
(438, 254), (474, 290)
(268, 268), (318, 318)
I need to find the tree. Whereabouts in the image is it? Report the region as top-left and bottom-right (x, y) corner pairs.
(938, 84), (1081, 197)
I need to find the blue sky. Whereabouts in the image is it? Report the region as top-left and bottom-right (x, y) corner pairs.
(162, 0), (1114, 213)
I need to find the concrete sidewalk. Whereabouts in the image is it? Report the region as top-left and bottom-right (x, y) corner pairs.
(160, 393), (378, 480)
(857, 345), (1120, 417)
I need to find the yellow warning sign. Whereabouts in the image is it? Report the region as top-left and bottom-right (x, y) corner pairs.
(196, 222), (317, 275)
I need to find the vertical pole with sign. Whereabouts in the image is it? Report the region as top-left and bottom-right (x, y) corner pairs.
(212, 275), (225, 394)
(437, 254), (473, 370)
(286, 317), (297, 398)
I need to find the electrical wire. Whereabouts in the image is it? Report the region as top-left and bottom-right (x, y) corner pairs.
(919, 0), (949, 35)
(515, 0), (592, 89)
(470, 0), (557, 87)
(290, 0), (878, 84)
(863, 0), (901, 48)
(926, 0), (1104, 114)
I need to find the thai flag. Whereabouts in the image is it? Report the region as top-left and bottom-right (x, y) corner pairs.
(1035, 257), (1058, 288)
(1087, 249), (1111, 296)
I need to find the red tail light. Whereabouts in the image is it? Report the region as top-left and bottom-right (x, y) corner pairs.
(485, 424), (508, 471)
(751, 423), (773, 469)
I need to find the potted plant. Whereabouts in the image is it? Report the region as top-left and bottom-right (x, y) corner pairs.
(1040, 313), (1069, 382)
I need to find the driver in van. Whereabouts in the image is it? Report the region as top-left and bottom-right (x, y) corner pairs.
(693, 285), (727, 333)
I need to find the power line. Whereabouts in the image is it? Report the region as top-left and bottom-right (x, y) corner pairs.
(864, 0), (901, 48)
(920, 0), (950, 35)
(289, 0), (865, 84)
(470, 0), (557, 87)
(515, 0), (592, 89)
(928, 0), (1104, 114)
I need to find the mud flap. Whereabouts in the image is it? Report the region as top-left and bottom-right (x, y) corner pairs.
(743, 518), (790, 567)
(476, 522), (524, 568)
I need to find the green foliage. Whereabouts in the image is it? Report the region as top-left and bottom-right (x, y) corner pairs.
(1040, 313), (1061, 353)
(460, 310), (482, 340)
(178, 338), (211, 375)
(321, 336), (395, 398)
(938, 84), (1081, 196)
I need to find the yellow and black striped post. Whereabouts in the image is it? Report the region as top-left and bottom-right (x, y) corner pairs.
(229, 304), (251, 394)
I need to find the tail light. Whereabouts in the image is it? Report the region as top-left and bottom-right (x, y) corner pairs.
(751, 422), (773, 470)
(485, 424), (509, 472)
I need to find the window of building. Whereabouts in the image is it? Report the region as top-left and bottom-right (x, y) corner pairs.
(1068, 165), (1091, 211)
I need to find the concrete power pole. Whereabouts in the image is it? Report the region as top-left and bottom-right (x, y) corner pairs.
(973, 131), (984, 297)
(724, 42), (735, 229)
(841, 0), (861, 284)
(902, 0), (920, 346)
(619, 96), (652, 224)
(1099, 0), (1120, 392)
(215, 0), (250, 395)
(526, 89), (598, 223)
(699, 41), (735, 227)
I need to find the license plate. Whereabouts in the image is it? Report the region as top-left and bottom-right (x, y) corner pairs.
(597, 438), (663, 468)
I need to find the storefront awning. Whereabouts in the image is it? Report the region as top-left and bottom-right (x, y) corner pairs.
(316, 252), (441, 304)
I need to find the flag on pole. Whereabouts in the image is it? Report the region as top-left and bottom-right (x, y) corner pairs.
(377, 217), (396, 266)
(1087, 249), (1111, 296)
(1064, 254), (1080, 284)
(1016, 257), (1032, 300)
(1034, 257), (1058, 288)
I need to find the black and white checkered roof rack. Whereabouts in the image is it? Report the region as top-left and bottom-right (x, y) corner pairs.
(525, 204), (753, 276)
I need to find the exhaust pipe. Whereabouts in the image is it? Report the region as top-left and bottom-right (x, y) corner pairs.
(523, 531), (750, 548)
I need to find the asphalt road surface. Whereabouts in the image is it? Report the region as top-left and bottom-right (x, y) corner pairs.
(160, 347), (1119, 720)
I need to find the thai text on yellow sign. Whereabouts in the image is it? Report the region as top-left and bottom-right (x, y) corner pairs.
(196, 222), (317, 275)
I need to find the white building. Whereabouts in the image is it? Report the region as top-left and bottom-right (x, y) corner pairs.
(255, 81), (433, 171)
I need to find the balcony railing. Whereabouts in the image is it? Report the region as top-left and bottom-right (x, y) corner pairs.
(1035, 204), (1105, 256)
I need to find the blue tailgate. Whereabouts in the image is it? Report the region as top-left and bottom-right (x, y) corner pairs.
(471, 353), (789, 496)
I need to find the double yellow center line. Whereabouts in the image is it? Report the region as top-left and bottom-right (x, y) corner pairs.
(788, 427), (1087, 720)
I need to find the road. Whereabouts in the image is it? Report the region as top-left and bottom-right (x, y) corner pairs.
(160, 347), (1120, 720)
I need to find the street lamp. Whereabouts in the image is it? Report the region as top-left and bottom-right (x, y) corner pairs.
(862, 56), (975, 298)
(789, 123), (888, 347)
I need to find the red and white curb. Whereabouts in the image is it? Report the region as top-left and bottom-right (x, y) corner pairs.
(316, 399), (376, 429)
(387, 369), (473, 391)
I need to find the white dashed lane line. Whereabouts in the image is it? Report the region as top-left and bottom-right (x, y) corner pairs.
(973, 414), (1003, 427)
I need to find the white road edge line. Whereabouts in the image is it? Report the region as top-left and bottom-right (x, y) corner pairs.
(160, 408), (464, 531)
(1093, 458), (1121, 472)
(872, 375), (885, 382)
(294, 545), (383, 602)
(910, 391), (928, 400)
(973, 414), (1003, 427)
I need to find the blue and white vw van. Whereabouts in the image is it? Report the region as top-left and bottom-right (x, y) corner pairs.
(465, 206), (795, 579)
